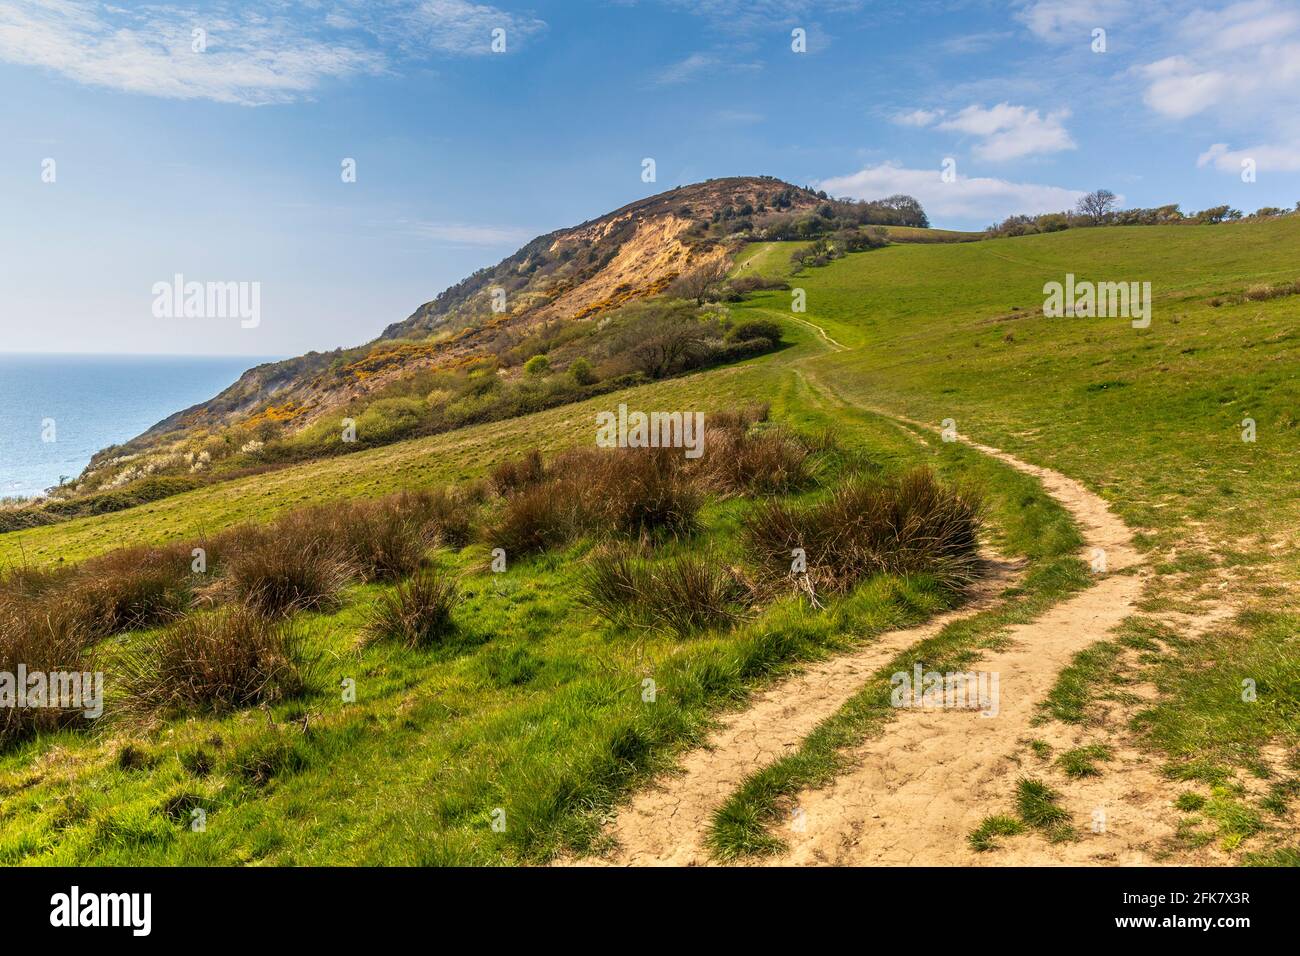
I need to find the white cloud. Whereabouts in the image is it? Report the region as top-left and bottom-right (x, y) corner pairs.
(369, 0), (546, 56)
(1017, 0), (1131, 41)
(0, 0), (545, 106)
(406, 221), (536, 246)
(1198, 141), (1300, 174)
(936, 103), (1075, 161)
(816, 161), (1090, 225)
(714, 109), (765, 124)
(651, 53), (718, 86)
(892, 108), (944, 127)
(939, 31), (1013, 54)
(1133, 1), (1300, 174)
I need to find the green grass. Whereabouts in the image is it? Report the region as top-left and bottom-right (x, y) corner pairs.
(5, 215), (1299, 864)
(1056, 744), (1114, 778)
(968, 815), (1026, 852)
(1015, 777), (1075, 842)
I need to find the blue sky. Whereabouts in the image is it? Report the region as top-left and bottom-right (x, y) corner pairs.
(2, 0), (1297, 356)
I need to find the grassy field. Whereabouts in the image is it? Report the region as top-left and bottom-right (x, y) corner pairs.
(3, 217), (1297, 864)
(719, 217), (1300, 860)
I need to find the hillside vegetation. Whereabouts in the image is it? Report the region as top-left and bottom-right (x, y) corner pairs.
(1, 208), (1297, 866)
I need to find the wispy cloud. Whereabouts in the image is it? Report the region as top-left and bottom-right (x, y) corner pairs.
(936, 103), (1075, 161)
(892, 108), (945, 127)
(0, 0), (545, 106)
(817, 161), (1089, 225)
(404, 220), (536, 246)
(1016, 0), (1132, 41)
(651, 52), (719, 86)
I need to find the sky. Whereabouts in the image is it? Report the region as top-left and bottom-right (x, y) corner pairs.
(1, 0), (1297, 357)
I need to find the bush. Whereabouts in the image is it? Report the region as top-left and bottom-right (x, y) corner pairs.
(491, 449), (545, 496)
(0, 593), (94, 750)
(744, 467), (981, 596)
(222, 511), (354, 617)
(118, 608), (308, 716)
(726, 318), (783, 345)
(568, 357), (596, 385)
(523, 355), (550, 376)
(364, 568), (461, 648)
(579, 547), (749, 637)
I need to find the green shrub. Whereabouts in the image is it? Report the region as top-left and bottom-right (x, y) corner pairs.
(568, 357), (596, 385)
(726, 318), (783, 344)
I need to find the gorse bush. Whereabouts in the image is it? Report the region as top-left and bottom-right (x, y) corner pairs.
(744, 467), (982, 596)
(118, 608), (309, 716)
(364, 568), (461, 649)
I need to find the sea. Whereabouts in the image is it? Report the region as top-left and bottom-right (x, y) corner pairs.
(0, 354), (270, 499)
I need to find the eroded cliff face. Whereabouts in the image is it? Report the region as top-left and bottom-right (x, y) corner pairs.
(81, 176), (820, 486)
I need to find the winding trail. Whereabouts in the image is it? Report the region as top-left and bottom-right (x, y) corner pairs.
(763, 427), (1147, 865)
(581, 555), (1022, 867)
(568, 312), (1150, 866)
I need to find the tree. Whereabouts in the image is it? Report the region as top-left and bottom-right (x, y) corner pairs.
(606, 302), (715, 379)
(1076, 189), (1118, 224)
(568, 357), (596, 385)
(667, 260), (729, 305)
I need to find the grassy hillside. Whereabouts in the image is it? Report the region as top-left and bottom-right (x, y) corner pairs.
(721, 216), (1300, 860)
(3, 215), (1297, 865)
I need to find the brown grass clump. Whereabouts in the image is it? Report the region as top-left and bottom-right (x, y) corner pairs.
(118, 608), (309, 716)
(490, 448), (545, 495)
(744, 467), (982, 596)
(700, 426), (812, 495)
(222, 510), (354, 617)
(0, 593), (96, 749)
(363, 568), (461, 649)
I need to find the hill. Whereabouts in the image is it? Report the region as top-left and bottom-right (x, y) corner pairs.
(2, 204), (1297, 868)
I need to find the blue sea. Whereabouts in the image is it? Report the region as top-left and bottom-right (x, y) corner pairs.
(0, 354), (270, 499)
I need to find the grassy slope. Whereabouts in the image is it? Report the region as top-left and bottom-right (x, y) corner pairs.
(4, 219), (1296, 864)
(721, 218), (1300, 858)
(1, 314), (998, 864)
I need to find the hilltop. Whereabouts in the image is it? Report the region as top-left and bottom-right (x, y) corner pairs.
(20, 175), (935, 517)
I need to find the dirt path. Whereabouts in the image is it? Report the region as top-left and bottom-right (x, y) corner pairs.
(571, 555), (1023, 867)
(762, 430), (1151, 865)
(567, 316), (1155, 866)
